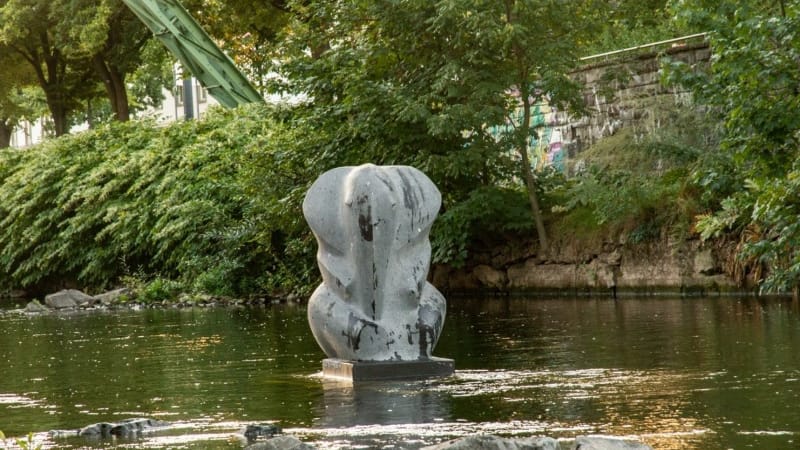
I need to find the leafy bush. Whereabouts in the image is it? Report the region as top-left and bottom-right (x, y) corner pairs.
(0, 103), (321, 296)
(432, 186), (534, 267)
(0, 100), (522, 296)
(554, 119), (709, 242)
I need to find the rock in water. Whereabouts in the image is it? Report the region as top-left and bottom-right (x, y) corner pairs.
(24, 300), (49, 313)
(93, 288), (132, 305)
(422, 435), (559, 450)
(244, 423), (282, 441)
(573, 436), (653, 450)
(245, 436), (316, 450)
(109, 418), (169, 437)
(78, 422), (116, 438)
(45, 289), (94, 309)
(303, 164), (446, 362)
(76, 418), (168, 439)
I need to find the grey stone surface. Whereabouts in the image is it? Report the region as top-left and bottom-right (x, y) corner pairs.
(24, 300), (49, 313)
(245, 436), (315, 450)
(473, 264), (507, 289)
(244, 423), (281, 441)
(693, 249), (718, 275)
(422, 435), (559, 450)
(45, 289), (94, 309)
(78, 418), (168, 438)
(93, 288), (132, 305)
(303, 164), (446, 362)
(572, 436), (653, 450)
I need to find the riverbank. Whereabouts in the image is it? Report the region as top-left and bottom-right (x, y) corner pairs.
(431, 231), (760, 296)
(0, 287), (302, 315)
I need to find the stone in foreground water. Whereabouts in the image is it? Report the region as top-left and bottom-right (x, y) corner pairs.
(303, 164), (452, 375)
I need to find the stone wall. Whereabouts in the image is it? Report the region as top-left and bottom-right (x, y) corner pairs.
(537, 40), (711, 173)
(432, 233), (738, 296)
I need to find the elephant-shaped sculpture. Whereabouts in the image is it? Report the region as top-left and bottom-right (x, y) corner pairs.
(303, 164), (446, 361)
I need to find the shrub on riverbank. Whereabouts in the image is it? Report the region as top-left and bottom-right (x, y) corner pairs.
(0, 98), (745, 297)
(0, 104), (318, 296)
(0, 104), (532, 297)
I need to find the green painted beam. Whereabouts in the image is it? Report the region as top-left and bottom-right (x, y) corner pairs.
(122, 0), (264, 108)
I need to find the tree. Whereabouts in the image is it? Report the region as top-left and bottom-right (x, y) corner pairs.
(668, 0), (800, 291)
(0, 0), (163, 134)
(56, 0), (157, 122)
(187, 0), (294, 96)
(0, 0), (97, 136)
(583, 0), (677, 54)
(0, 46), (37, 147)
(273, 0), (590, 252)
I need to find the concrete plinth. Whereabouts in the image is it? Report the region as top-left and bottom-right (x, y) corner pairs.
(322, 358), (455, 381)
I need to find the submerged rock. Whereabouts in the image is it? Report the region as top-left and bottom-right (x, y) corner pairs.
(244, 423), (282, 441)
(572, 436), (653, 450)
(79, 422), (116, 437)
(423, 435), (559, 450)
(245, 435), (315, 450)
(71, 418), (169, 439)
(110, 418), (169, 437)
(24, 300), (49, 313)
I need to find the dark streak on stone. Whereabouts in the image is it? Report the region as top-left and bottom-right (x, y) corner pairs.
(417, 303), (443, 359)
(375, 171), (395, 192)
(343, 312), (379, 352)
(326, 301), (336, 318)
(357, 194), (373, 241)
(397, 170), (417, 211)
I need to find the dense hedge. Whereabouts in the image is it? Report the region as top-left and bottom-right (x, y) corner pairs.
(0, 104), (321, 296)
(0, 104), (536, 297)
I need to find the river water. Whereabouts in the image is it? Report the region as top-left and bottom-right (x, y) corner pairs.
(1, 296), (799, 449)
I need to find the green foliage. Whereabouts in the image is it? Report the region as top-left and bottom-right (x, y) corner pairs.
(17, 433), (41, 450)
(0, 103), (320, 296)
(0, 432), (42, 450)
(140, 277), (184, 303)
(581, 0), (678, 55)
(667, 0), (800, 291)
(432, 187), (534, 267)
(271, 0), (599, 250)
(556, 115), (710, 242)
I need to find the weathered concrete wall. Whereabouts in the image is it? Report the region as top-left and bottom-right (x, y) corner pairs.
(432, 232), (738, 296)
(532, 41), (711, 173)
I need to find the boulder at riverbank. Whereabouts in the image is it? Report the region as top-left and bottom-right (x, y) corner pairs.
(45, 289), (95, 309)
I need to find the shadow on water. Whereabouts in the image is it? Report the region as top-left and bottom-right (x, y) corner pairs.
(1, 296), (800, 448)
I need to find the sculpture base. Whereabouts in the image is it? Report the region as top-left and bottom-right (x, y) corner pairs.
(322, 357), (455, 382)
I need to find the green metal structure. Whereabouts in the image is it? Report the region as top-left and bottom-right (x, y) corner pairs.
(122, 0), (264, 108)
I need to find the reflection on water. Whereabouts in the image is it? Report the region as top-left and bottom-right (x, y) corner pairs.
(315, 378), (451, 427)
(1, 297), (799, 449)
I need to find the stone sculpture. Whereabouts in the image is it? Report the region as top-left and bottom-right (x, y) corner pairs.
(303, 164), (447, 364)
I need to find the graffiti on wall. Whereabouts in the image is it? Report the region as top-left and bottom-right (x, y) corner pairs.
(488, 99), (566, 173)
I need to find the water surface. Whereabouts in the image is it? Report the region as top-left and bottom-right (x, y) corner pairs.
(1, 296), (799, 449)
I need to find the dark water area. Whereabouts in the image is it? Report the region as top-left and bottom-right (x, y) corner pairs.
(1, 296), (799, 449)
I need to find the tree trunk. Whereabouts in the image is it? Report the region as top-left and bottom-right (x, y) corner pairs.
(43, 88), (68, 137)
(505, 0), (548, 252)
(519, 89), (549, 252)
(0, 119), (13, 148)
(93, 55), (130, 121)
